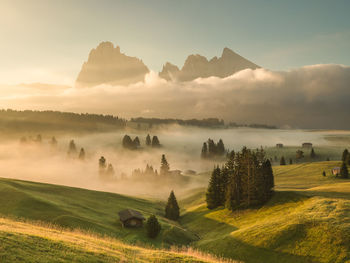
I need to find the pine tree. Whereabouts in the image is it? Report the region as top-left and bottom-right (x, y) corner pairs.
(146, 215), (161, 238)
(99, 156), (106, 174)
(217, 139), (225, 155)
(146, 134), (151, 146)
(340, 162), (349, 179)
(289, 158), (293, 164)
(322, 171), (326, 177)
(79, 148), (85, 160)
(152, 136), (160, 147)
(133, 136), (140, 148)
(342, 149), (349, 162)
(122, 135), (134, 149)
(160, 154), (170, 176)
(201, 142), (208, 159)
(106, 164), (115, 176)
(310, 148), (316, 159)
(280, 156), (286, 165)
(207, 139), (216, 157)
(68, 140), (77, 156)
(165, 191), (180, 220)
(206, 166), (221, 209)
(50, 136), (57, 147)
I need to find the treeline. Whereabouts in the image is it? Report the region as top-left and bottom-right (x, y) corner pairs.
(130, 117), (225, 128)
(0, 109), (126, 134)
(122, 134), (161, 149)
(228, 122), (277, 129)
(206, 147), (274, 210)
(201, 138), (226, 159)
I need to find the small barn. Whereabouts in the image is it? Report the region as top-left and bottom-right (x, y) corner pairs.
(118, 209), (145, 227)
(302, 142), (313, 148)
(276, 143), (283, 148)
(332, 167), (341, 176)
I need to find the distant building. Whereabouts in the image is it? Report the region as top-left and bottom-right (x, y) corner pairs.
(184, 169), (197, 175)
(118, 209), (145, 227)
(332, 167), (341, 176)
(276, 143), (283, 148)
(302, 142), (313, 148)
(169, 170), (182, 176)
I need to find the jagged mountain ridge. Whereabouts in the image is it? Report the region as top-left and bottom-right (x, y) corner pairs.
(76, 42), (259, 87)
(159, 47), (259, 81)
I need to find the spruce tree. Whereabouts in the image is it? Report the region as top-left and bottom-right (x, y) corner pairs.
(99, 156), (106, 174)
(152, 136), (160, 147)
(146, 215), (161, 238)
(146, 134), (151, 146)
(122, 135), (134, 149)
(289, 158), (293, 164)
(280, 156), (286, 165)
(68, 140), (77, 156)
(79, 148), (85, 160)
(342, 149), (349, 162)
(217, 139), (225, 155)
(165, 191), (180, 220)
(106, 164), (115, 176)
(340, 162), (349, 179)
(201, 142), (208, 159)
(206, 166), (221, 209)
(310, 148), (316, 159)
(50, 137), (57, 147)
(160, 154), (170, 176)
(133, 136), (140, 148)
(322, 171), (326, 177)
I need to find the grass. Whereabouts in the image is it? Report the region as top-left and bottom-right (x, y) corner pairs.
(0, 217), (235, 263)
(1, 161), (350, 262)
(0, 177), (196, 247)
(180, 161), (350, 263)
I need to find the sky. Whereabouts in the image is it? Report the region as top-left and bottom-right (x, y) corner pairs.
(0, 0), (350, 85)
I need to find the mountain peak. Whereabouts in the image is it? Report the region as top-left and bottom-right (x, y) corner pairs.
(76, 42), (149, 87)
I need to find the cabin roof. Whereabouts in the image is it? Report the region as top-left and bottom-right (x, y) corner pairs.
(118, 209), (145, 222)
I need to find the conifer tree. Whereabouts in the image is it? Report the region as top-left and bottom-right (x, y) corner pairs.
(152, 136), (160, 147)
(99, 156), (106, 174)
(165, 191), (180, 220)
(340, 162), (349, 179)
(106, 164), (115, 176)
(201, 142), (208, 159)
(160, 154), (170, 175)
(50, 136), (57, 147)
(310, 148), (316, 159)
(217, 139), (225, 155)
(133, 136), (140, 148)
(322, 171), (326, 177)
(289, 158), (293, 164)
(206, 166), (221, 209)
(146, 134), (151, 146)
(146, 215), (161, 238)
(79, 148), (85, 160)
(122, 135), (134, 149)
(68, 140), (77, 156)
(280, 156), (286, 165)
(342, 149), (349, 162)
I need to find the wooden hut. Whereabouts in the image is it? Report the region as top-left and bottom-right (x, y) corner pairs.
(118, 209), (145, 227)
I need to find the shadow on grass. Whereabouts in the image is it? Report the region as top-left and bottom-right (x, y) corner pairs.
(180, 193), (318, 263)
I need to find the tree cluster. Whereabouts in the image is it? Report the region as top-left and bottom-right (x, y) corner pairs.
(98, 156), (115, 179)
(206, 147), (274, 211)
(123, 134), (160, 150)
(201, 138), (226, 159)
(132, 164), (158, 177)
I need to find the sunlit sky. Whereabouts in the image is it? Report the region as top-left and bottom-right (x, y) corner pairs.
(1, 0), (349, 85)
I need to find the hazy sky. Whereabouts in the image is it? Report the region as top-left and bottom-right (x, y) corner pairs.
(1, 0), (349, 85)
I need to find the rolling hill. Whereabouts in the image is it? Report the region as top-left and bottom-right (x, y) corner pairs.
(0, 161), (349, 262)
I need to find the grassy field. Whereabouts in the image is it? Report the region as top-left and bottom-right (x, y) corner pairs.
(180, 161), (350, 263)
(0, 217), (234, 263)
(0, 178), (196, 247)
(0, 161), (350, 262)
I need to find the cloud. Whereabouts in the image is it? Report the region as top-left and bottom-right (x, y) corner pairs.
(0, 64), (349, 129)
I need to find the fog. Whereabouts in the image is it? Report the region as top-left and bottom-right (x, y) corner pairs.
(0, 126), (348, 198)
(1, 64), (350, 129)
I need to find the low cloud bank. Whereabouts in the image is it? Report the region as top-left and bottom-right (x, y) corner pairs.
(1, 64), (349, 129)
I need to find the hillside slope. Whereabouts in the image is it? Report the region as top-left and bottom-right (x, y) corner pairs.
(180, 161), (350, 263)
(0, 178), (196, 247)
(0, 217), (234, 263)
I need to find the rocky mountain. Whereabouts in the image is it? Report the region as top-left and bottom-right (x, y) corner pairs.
(76, 42), (259, 86)
(76, 42), (149, 87)
(159, 47), (259, 81)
